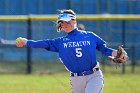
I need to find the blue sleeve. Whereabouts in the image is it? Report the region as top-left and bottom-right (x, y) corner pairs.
(26, 38), (61, 52)
(92, 33), (114, 56)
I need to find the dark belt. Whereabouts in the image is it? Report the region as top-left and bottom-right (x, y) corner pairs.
(70, 68), (99, 77)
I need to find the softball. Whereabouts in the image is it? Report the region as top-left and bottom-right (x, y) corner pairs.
(16, 37), (21, 42)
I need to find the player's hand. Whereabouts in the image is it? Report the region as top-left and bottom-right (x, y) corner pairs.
(16, 37), (27, 47)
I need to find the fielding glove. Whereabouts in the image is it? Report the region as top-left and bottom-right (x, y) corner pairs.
(109, 46), (128, 63)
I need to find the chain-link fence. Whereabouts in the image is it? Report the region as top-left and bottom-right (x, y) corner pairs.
(0, 17), (140, 74)
(0, 0), (140, 74)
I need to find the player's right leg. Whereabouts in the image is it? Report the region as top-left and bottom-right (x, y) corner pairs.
(70, 76), (86, 93)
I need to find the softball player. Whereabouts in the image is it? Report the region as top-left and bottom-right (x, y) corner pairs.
(16, 9), (119, 93)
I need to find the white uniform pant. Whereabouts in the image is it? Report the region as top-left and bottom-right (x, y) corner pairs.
(70, 70), (104, 93)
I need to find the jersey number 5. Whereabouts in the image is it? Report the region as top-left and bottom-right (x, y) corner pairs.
(75, 48), (82, 57)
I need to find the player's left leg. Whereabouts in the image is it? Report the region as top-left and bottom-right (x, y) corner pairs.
(85, 70), (104, 93)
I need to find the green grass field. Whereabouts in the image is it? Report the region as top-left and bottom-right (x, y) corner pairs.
(0, 73), (139, 93)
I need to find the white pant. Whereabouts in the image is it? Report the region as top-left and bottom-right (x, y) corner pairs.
(70, 70), (104, 93)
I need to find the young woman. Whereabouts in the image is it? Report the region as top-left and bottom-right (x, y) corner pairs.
(16, 9), (128, 93)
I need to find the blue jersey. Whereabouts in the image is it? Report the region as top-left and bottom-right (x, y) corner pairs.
(27, 28), (114, 73)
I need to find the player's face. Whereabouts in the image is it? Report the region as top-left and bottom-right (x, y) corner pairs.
(59, 20), (75, 33)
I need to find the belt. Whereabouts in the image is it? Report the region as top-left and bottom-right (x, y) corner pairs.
(70, 68), (99, 77)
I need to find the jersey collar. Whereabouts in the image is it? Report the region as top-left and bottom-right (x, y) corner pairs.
(68, 28), (79, 35)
